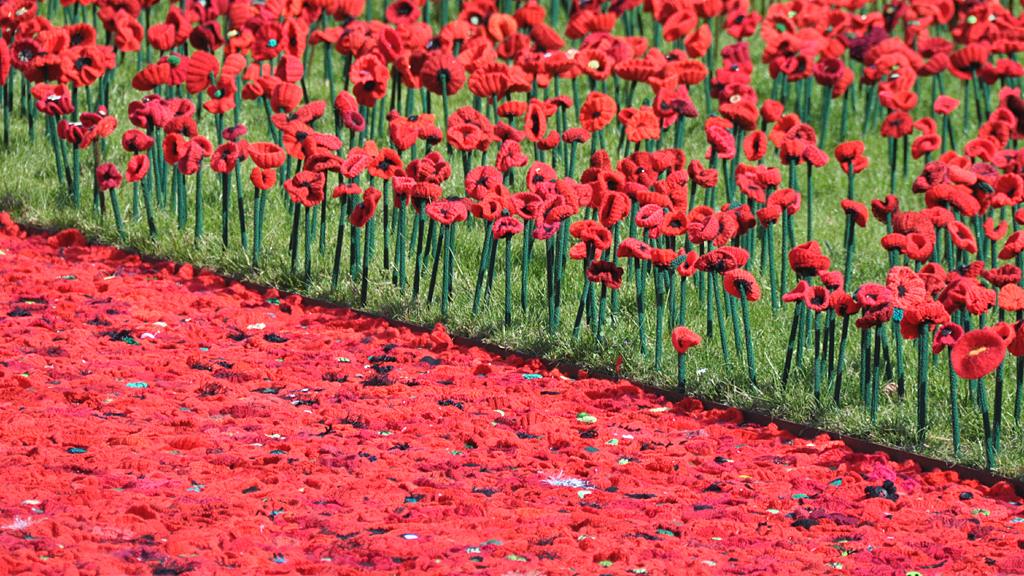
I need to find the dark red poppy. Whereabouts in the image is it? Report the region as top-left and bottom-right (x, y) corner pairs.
(95, 163), (122, 191)
(586, 260), (624, 289)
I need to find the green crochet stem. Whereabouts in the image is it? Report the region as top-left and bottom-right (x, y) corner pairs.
(220, 171), (231, 247)
(949, 353), (961, 457)
(303, 206), (312, 286)
(503, 235), (513, 327)
(833, 315), (850, 407)
(916, 330), (929, 445)
(141, 171), (157, 238)
(740, 290), (756, 386)
(193, 166), (204, 245)
(108, 188), (126, 242)
(977, 376), (995, 470)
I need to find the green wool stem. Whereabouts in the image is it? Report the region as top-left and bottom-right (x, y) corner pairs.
(109, 188), (126, 242)
(916, 331), (929, 445)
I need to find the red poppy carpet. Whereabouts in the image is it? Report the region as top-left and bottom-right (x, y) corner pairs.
(0, 221), (1022, 575)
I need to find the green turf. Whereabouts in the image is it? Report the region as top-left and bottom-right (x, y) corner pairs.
(1, 9), (1021, 476)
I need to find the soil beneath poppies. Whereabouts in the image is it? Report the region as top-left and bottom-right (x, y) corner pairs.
(0, 222), (1023, 575)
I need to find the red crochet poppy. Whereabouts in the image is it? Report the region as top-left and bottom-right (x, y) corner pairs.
(934, 95), (960, 115)
(951, 328), (1007, 380)
(125, 154), (150, 183)
(250, 167), (276, 191)
(932, 322), (964, 354)
(840, 199), (868, 227)
(32, 83), (74, 116)
(597, 191), (630, 227)
(696, 246), (749, 273)
(121, 129), (154, 153)
(349, 188), (382, 228)
(723, 269), (761, 301)
(617, 237), (652, 261)
(492, 216), (524, 239)
(788, 241), (830, 276)
(420, 52), (466, 95)
(284, 170), (326, 208)
(95, 163), (122, 191)
(579, 92), (617, 133)
(830, 290), (861, 317)
(586, 260), (624, 289)
(210, 143), (242, 174)
(569, 219), (612, 250)
(671, 326), (702, 354)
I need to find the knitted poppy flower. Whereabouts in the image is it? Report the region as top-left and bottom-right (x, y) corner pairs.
(250, 167), (277, 191)
(350, 53), (389, 107)
(671, 326), (702, 354)
(598, 191), (630, 227)
(782, 280), (810, 304)
(1000, 230), (1024, 260)
(951, 328), (1007, 380)
(425, 196), (468, 224)
(247, 142), (286, 169)
(121, 129), (154, 153)
(689, 160), (719, 189)
(209, 142), (242, 174)
(840, 199), (868, 227)
(32, 83), (74, 116)
(799, 285), (829, 313)
(834, 141), (869, 173)
(61, 44), (116, 87)
(984, 264), (1021, 288)
(95, 163), (122, 191)
(830, 290), (861, 317)
(743, 130), (768, 161)
(492, 216), (524, 239)
(900, 300), (953, 339)
(788, 241), (830, 276)
(579, 92), (617, 132)
(934, 95), (960, 115)
(659, 208), (689, 237)
(887, 266), (928, 310)
(617, 237), (652, 261)
(653, 81), (698, 119)
(933, 322), (964, 354)
(810, 271), (840, 293)
(125, 154), (150, 183)
(349, 188), (382, 228)
(947, 220), (979, 254)
(724, 269), (761, 301)
(569, 220), (612, 250)
(284, 170), (326, 208)
(696, 246), (749, 273)
(420, 52), (466, 95)
(586, 260), (624, 289)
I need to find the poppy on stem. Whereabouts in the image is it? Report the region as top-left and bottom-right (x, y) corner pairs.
(672, 326), (702, 393)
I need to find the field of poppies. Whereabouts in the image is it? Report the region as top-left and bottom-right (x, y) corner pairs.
(2, 218), (1024, 573)
(2, 0), (1024, 473)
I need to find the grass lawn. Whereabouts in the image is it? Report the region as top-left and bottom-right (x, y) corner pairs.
(1, 5), (1021, 475)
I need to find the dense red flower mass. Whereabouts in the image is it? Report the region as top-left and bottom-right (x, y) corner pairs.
(0, 225), (1022, 574)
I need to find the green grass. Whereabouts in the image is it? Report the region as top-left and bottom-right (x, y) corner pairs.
(1, 9), (1022, 476)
